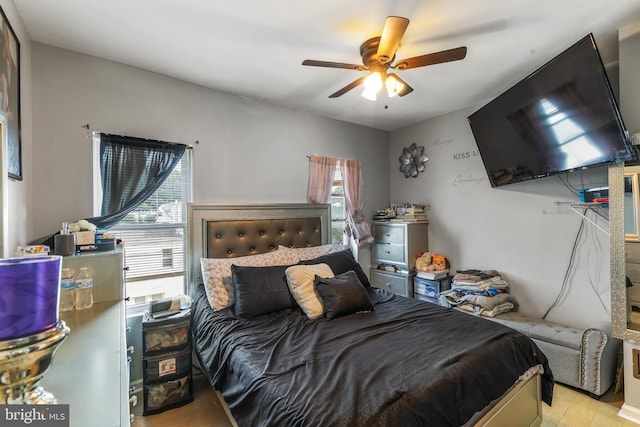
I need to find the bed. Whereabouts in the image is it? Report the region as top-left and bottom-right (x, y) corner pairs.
(187, 203), (554, 426)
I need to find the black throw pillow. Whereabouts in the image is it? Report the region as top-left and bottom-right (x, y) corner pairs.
(314, 270), (373, 320)
(231, 264), (297, 318)
(299, 249), (371, 287)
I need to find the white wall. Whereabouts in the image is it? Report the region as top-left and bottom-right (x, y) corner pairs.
(390, 108), (612, 329)
(30, 43), (389, 268)
(1, 0), (31, 255)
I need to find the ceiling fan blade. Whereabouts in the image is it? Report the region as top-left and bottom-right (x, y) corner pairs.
(393, 46), (467, 70)
(328, 76), (367, 98)
(377, 16), (410, 64)
(302, 59), (365, 70)
(387, 73), (414, 97)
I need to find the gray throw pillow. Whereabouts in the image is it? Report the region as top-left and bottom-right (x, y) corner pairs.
(314, 271), (373, 320)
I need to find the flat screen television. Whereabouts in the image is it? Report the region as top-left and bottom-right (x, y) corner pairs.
(468, 33), (636, 187)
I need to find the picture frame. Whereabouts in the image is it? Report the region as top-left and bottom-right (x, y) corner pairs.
(0, 6), (20, 180)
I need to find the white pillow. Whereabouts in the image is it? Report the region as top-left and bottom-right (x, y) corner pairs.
(200, 249), (299, 310)
(285, 263), (334, 320)
(278, 243), (348, 261)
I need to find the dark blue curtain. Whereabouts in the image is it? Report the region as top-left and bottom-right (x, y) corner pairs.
(86, 133), (186, 229)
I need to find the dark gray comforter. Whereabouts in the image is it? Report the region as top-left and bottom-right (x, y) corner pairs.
(192, 285), (553, 427)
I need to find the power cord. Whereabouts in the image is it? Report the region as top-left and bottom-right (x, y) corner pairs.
(542, 215), (585, 319)
(583, 208), (610, 316)
(542, 208), (610, 319)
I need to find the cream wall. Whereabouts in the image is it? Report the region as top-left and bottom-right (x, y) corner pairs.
(29, 43), (389, 268)
(389, 108), (612, 329)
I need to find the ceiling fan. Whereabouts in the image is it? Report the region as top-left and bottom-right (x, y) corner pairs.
(302, 16), (467, 101)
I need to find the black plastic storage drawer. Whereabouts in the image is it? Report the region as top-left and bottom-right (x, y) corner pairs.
(143, 375), (193, 415)
(143, 310), (191, 354)
(143, 346), (192, 382)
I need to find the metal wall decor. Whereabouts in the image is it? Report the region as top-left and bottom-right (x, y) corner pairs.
(399, 143), (428, 178)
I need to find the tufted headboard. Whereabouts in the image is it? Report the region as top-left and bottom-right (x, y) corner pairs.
(186, 203), (331, 295)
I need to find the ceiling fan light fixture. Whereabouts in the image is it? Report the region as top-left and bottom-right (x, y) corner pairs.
(362, 71), (383, 101)
(363, 71), (382, 91)
(385, 74), (404, 98)
(361, 87), (378, 101)
(303, 16), (467, 99)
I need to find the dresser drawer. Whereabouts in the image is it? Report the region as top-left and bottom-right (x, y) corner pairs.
(373, 225), (405, 245)
(373, 243), (406, 266)
(370, 269), (412, 297)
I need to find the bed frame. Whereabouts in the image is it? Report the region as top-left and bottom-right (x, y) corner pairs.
(186, 202), (543, 427)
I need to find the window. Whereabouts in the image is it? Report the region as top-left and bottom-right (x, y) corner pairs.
(93, 136), (193, 305)
(330, 161), (346, 244)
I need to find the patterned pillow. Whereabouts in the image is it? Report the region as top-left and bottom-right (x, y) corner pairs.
(200, 249), (298, 310)
(278, 243), (348, 261)
(285, 263), (334, 320)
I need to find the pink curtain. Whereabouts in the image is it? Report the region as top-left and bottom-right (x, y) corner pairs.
(307, 155), (337, 203)
(340, 159), (373, 246)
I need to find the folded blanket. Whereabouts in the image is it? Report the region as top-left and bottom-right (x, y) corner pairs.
(453, 269), (499, 282)
(452, 276), (509, 289)
(458, 301), (515, 317)
(442, 291), (519, 317)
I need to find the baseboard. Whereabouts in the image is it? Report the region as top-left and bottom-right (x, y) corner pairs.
(618, 403), (640, 424)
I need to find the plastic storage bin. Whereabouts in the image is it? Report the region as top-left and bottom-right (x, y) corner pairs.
(143, 375), (193, 415)
(142, 310), (191, 354)
(414, 276), (452, 305)
(143, 346), (192, 382)
(142, 308), (193, 415)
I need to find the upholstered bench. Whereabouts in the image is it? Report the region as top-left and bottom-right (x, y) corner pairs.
(487, 311), (620, 398)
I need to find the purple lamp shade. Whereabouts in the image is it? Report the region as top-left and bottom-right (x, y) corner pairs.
(0, 256), (62, 341)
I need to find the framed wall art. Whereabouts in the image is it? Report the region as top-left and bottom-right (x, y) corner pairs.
(0, 6), (20, 180)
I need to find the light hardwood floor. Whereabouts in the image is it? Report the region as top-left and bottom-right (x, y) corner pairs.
(133, 372), (638, 427)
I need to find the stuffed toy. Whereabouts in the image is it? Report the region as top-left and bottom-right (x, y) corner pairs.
(415, 252), (448, 272)
(432, 254), (447, 271)
(415, 252), (435, 271)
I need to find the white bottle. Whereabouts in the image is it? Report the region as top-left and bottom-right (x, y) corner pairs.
(75, 267), (94, 310)
(59, 267), (75, 312)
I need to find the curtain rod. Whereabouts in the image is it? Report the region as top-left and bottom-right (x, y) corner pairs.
(86, 127), (196, 149)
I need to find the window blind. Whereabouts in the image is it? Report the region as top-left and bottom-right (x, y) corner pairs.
(93, 134), (192, 299)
